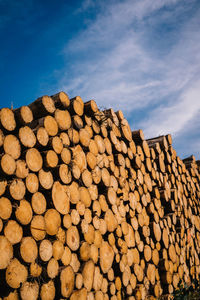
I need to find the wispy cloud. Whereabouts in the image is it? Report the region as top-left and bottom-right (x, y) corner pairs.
(58, 0), (200, 157)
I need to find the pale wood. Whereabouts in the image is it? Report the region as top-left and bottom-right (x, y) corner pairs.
(4, 220), (23, 245)
(19, 126), (36, 148)
(30, 262), (42, 277)
(51, 136), (63, 154)
(0, 197), (12, 220)
(28, 95), (55, 118)
(0, 236), (13, 269)
(52, 240), (64, 260)
(54, 109), (71, 130)
(0, 108), (16, 131)
(15, 159), (29, 178)
(100, 241), (114, 273)
(6, 258), (28, 288)
(1, 153), (16, 175)
(31, 192), (46, 214)
(66, 225), (80, 251)
(14, 105), (33, 125)
(0, 179), (7, 196)
(26, 148), (43, 172)
(70, 96), (84, 116)
(37, 127), (49, 146)
(65, 184), (78, 206)
(52, 181), (70, 214)
(15, 200), (32, 225)
(9, 179), (26, 200)
(3, 134), (21, 159)
(31, 215), (46, 240)
(51, 91), (70, 108)
(39, 239), (53, 261)
(44, 209), (61, 235)
(20, 281), (39, 300)
(40, 280), (55, 300)
(45, 150), (58, 168)
(60, 266), (75, 297)
(20, 237), (38, 263)
(39, 169), (53, 189)
(82, 259), (95, 291)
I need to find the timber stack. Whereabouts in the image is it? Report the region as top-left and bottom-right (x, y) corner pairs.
(0, 92), (200, 300)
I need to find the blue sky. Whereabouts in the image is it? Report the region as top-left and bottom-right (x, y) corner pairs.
(0, 0), (200, 159)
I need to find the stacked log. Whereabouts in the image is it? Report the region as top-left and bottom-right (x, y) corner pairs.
(0, 91), (200, 300)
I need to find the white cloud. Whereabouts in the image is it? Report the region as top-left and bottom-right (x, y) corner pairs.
(59, 0), (200, 157)
(141, 79), (200, 137)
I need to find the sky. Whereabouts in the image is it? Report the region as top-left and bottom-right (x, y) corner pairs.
(0, 0), (200, 159)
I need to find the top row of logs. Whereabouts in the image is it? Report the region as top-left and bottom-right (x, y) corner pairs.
(0, 93), (97, 132)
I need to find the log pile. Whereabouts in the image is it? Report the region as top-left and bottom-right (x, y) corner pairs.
(0, 91), (200, 300)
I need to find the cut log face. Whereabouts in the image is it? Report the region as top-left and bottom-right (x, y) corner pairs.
(0, 236), (13, 269)
(20, 281), (39, 300)
(52, 91), (70, 108)
(52, 181), (70, 214)
(15, 199), (33, 225)
(4, 220), (23, 244)
(4, 134), (21, 159)
(66, 226), (80, 251)
(60, 266), (75, 297)
(6, 258), (28, 288)
(100, 241), (114, 273)
(15, 105), (33, 124)
(19, 126), (36, 148)
(0, 108), (16, 131)
(1, 153), (16, 175)
(0, 197), (12, 220)
(1, 91), (200, 299)
(44, 209), (61, 235)
(26, 148), (43, 172)
(20, 237), (38, 263)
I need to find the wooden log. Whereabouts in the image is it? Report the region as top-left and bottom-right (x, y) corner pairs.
(19, 126), (36, 148)
(9, 179), (26, 200)
(100, 241), (114, 273)
(20, 237), (38, 263)
(20, 281), (39, 300)
(51, 91), (70, 108)
(6, 258), (28, 288)
(132, 129), (145, 143)
(82, 260), (95, 291)
(25, 173), (39, 193)
(39, 239), (53, 261)
(31, 215), (46, 241)
(69, 96), (84, 116)
(0, 154), (16, 175)
(40, 280), (55, 300)
(0, 108), (16, 131)
(36, 127), (49, 146)
(14, 105), (33, 125)
(38, 169), (53, 189)
(4, 220), (23, 245)
(28, 95), (55, 119)
(72, 114), (83, 129)
(15, 200), (32, 225)
(60, 266), (74, 297)
(54, 109), (71, 130)
(3, 134), (21, 159)
(0, 236), (13, 269)
(0, 197), (12, 220)
(26, 148), (43, 172)
(15, 159), (29, 178)
(44, 150), (58, 168)
(44, 209), (61, 235)
(66, 226), (80, 251)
